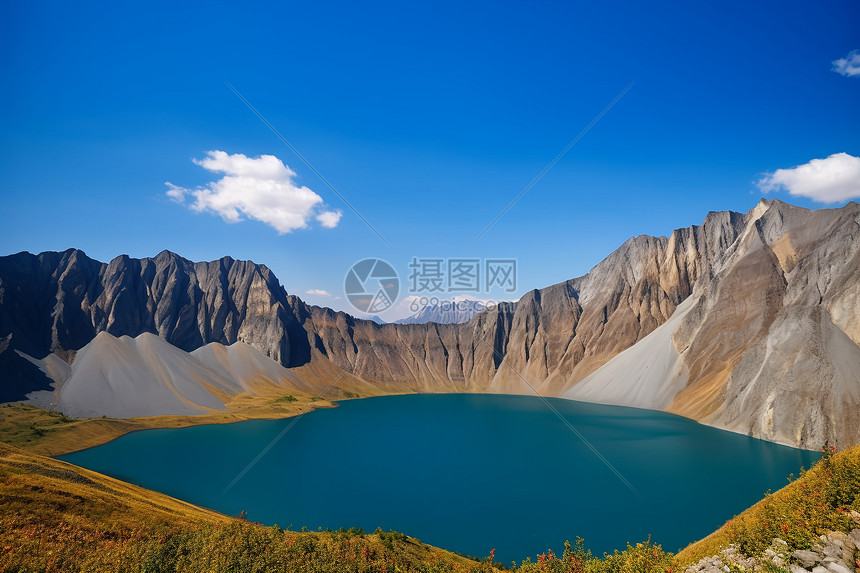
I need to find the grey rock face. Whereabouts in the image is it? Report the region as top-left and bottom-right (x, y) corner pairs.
(0, 249), (308, 367)
(0, 334), (53, 402)
(1, 200), (857, 449)
(296, 208), (747, 397)
(673, 200), (860, 448)
(794, 550), (823, 568)
(689, 530), (860, 573)
(0, 208), (748, 392)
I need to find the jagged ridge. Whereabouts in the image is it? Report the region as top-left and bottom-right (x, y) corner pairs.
(1, 199), (858, 447)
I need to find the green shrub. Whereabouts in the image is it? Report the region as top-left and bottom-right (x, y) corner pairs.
(516, 537), (671, 573)
(679, 444), (860, 565)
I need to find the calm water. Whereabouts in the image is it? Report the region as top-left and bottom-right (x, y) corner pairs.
(59, 394), (819, 563)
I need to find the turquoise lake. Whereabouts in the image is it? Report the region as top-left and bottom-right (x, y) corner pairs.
(59, 394), (819, 564)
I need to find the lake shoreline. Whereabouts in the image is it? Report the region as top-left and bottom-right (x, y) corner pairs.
(58, 393), (821, 562)
(1, 387), (824, 458)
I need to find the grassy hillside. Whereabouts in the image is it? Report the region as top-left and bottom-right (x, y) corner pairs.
(2, 409), (859, 572)
(0, 441), (498, 572)
(0, 437), (674, 572)
(675, 444), (860, 566)
(0, 395), (334, 457)
(0, 374), (405, 457)
(505, 445), (860, 572)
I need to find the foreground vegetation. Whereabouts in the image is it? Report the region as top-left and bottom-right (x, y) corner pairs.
(675, 444), (860, 566)
(514, 538), (673, 572)
(510, 445), (860, 572)
(0, 433), (676, 573)
(1, 421), (859, 571)
(0, 441), (495, 572)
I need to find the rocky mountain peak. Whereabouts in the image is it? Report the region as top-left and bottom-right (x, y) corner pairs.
(1, 200), (857, 448)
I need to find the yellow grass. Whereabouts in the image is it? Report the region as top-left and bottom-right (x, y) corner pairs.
(674, 444), (860, 567)
(0, 393), (335, 457)
(0, 441), (497, 572)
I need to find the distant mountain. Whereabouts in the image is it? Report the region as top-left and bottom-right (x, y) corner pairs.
(395, 298), (489, 325)
(1, 199), (858, 448)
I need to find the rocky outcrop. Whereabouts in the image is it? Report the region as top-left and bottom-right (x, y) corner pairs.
(685, 528), (860, 573)
(0, 334), (53, 403)
(0, 249), (309, 367)
(559, 200), (860, 448)
(668, 201), (860, 448)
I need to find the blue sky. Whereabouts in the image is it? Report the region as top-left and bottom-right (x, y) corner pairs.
(1, 0), (858, 320)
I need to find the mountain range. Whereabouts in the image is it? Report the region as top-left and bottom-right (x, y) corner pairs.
(0, 199), (857, 448)
(394, 297), (490, 325)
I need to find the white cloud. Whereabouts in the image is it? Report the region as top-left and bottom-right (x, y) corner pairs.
(165, 150), (341, 233)
(832, 49), (860, 77)
(316, 210), (342, 228)
(757, 153), (860, 203)
(165, 183), (187, 203)
(305, 289), (337, 297)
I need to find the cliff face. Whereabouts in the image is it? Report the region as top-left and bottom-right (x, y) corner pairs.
(1, 199), (858, 447)
(0, 250), (309, 367)
(295, 208), (746, 396)
(559, 200), (860, 448)
(669, 201), (860, 447)
(0, 206), (745, 398)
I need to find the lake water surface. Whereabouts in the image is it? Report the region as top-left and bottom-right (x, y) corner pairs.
(59, 394), (819, 564)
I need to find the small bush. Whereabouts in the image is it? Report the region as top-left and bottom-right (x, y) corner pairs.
(517, 537), (672, 573)
(677, 444), (860, 565)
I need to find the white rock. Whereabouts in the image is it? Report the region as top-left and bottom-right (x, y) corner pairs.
(825, 563), (853, 573)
